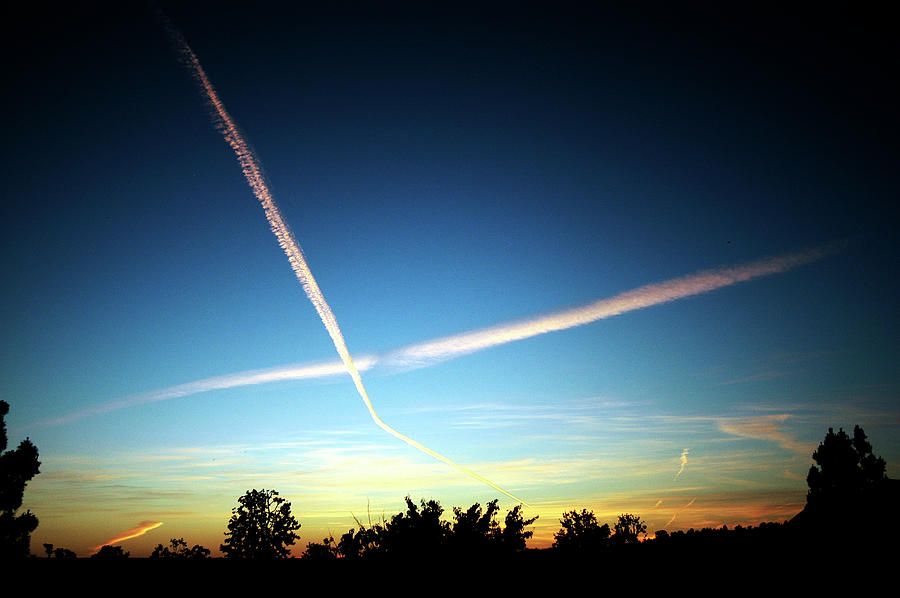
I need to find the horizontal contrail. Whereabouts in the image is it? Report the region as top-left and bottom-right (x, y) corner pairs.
(159, 12), (527, 505)
(32, 245), (837, 429)
(38, 359), (373, 427)
(93, 520), (163, 553)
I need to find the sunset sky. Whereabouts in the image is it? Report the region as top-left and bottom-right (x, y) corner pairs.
(2, 3), (897, 556)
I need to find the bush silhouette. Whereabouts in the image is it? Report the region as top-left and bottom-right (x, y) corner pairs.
(150, 537), (210, 559)
(92, 545), (129, 559)
(554, 509), (610, 552)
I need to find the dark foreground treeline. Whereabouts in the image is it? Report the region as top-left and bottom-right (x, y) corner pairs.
(6, 403), (899, 579)
(13, 480), (900, 594)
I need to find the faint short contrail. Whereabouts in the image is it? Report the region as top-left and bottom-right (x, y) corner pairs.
(93, 520), (163, 553)
(664, 498), (695, 528)
(158, 12), (527, 505)
(37, 358), (372, 427)
(674, 448), (689, 480)
(31, 245), (837, 430)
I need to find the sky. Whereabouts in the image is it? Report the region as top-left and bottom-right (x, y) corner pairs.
(2, 2), (897, 556)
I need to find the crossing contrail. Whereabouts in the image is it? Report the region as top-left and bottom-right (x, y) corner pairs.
(158, 11), (527, 505)
(31, 245), (837, 430)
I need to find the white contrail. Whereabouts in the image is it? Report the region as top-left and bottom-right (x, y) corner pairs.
(37, 358), (371, 427)
(31, 245), (837, 429)
(158, 12), (527, 505)
(380, 244), (838, 370)
(674, 448), (689, 480)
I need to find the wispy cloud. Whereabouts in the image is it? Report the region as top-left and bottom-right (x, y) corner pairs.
(674, 448), (690, 480)
(716, 414), (811, 454)
(719, 370), (790, 385)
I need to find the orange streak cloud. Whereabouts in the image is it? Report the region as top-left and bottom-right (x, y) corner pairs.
(158, 11), (527, 505)
(93, 520), (163, 553)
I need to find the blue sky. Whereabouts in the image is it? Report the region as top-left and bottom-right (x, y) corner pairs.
(2, 2), (897, 554)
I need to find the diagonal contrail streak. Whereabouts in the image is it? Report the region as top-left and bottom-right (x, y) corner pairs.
(32, 244), (837, 429)
(158, 12), (527, 504)
(93, 520), (163, 553)
(664, 497), (696, 528)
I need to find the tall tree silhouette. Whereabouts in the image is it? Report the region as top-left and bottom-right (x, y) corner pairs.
(500, 504), (538, 552)
(807, 425), (887, 506)
(794, 425), (898, 543)
(0, 400), (41, 558)
(221, 489), (301, 558)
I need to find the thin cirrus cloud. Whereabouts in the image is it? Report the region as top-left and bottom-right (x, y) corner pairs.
(157, 10), (526, 505)
(34, 244), (837, 431)
(715, 414), (812, 455)
(92, 520), (163, 553)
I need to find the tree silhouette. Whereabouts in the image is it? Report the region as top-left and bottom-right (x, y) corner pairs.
(553, 509), (611, 552)
(379, 496), (448, 556)
(807, 425), (887, 506)
(795, 424), (899, 542)
(150, 537), (210, 559)
(220, 489), (301, 559)
(500, 504), (538, 552)
(0, 400), (41, 558)
(336, 520), (384, 559)
(52, 547), (77, 558)
(451, 499), (501, 552)
(613, 513), (647, 544)
(307, 497), (536, 559)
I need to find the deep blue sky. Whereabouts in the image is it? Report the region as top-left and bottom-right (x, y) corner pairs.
(2, 2), (897, 553)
